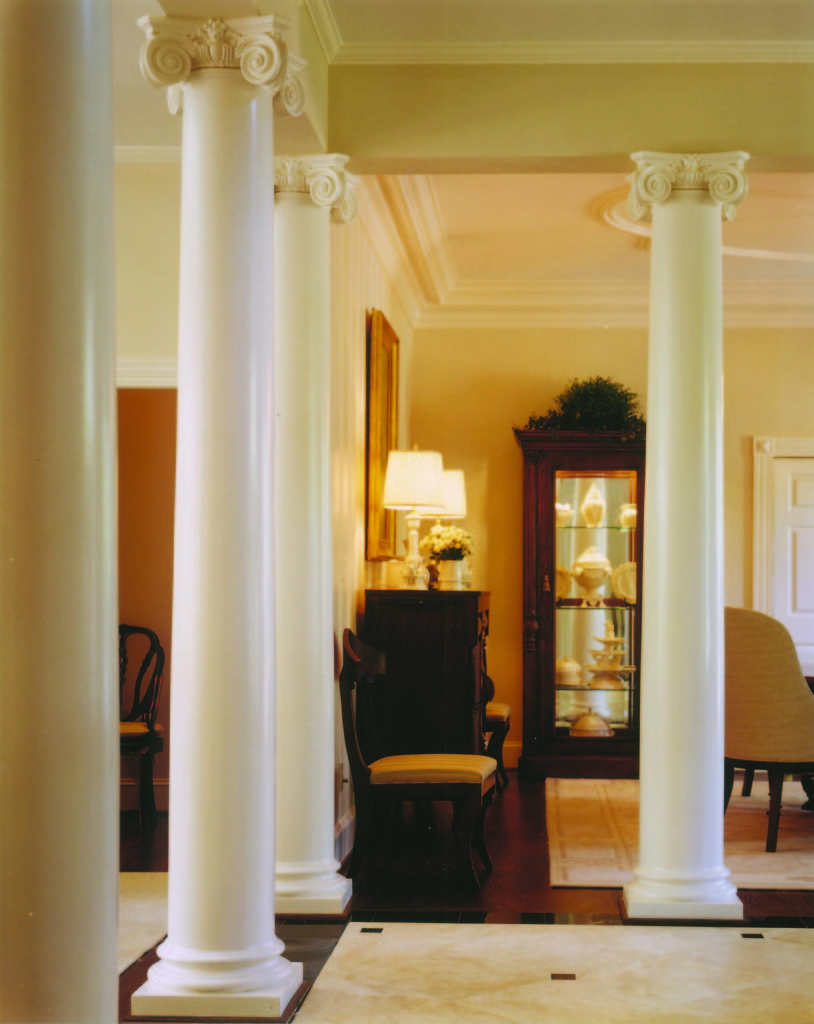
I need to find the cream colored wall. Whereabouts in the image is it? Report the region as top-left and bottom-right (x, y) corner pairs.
(724, 328), (814, 606)
(409, 324), (814, 765)
(330, 209), (413, 846)
(330, 64), (814, 169)
(115, 162), (180, 363)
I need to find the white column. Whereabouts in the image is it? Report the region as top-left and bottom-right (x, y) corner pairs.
(132, 15), (306, 1017)
(623, 152), (748, 921)
(0, 2), (118, 1021)
(274, 156), (357, 915)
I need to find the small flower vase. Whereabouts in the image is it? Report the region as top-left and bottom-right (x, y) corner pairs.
(437, 559), (465, 591)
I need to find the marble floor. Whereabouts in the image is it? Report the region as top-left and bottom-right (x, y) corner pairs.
(295, 921), (814, 1024)
(119, 878), (813, 1024)
(119, 872), (168, 974)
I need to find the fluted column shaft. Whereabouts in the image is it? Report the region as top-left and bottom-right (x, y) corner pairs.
(132, 14), (305, 1017)
(0, 2), (119, 1021)
(624, 152), (748, 921)
(274, 156), (356, 914)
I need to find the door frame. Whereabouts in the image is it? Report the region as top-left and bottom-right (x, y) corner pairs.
(753, 436), (814, 614)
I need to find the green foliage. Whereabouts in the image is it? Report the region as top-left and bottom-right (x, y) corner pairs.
(523, 376), (646, 436)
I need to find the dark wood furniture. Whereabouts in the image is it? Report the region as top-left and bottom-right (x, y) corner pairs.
(482, 674), (511, 792)
(119, 624), (165, 831)
(361, 589), (489, 759)
(339, 629), (496, 890)
(514, 431), (645, 780)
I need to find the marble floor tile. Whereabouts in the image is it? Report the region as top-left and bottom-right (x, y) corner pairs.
(295, 922), (814, 1023)
(118, 872), (167, 973)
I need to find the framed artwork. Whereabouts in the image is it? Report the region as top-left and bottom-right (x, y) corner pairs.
(365, 309), (400, 561)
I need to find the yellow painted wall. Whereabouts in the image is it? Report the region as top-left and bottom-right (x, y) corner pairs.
(409, 325), (814, 765)
(330, 64), (814, 170)
(330, 210), (414, 847)
(115, 162), (181, 363)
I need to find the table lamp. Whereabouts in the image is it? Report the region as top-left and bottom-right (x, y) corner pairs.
(383, 448), (445, 589)
(420, 469), (467, 528)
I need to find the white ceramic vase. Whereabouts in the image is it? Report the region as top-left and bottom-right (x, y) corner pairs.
(580, 484), (605, 526)
(437, 559), (465, 591)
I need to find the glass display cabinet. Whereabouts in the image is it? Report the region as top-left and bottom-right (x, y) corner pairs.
(514, 431), (645, 779)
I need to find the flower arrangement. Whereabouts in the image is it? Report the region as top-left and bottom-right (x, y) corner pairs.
(419, 524), (473, 562)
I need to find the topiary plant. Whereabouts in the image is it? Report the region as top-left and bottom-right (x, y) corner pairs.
(522, 376), (646, 436)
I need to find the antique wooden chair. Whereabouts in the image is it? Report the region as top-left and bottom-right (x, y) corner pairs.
(339, 628), (497, 890)
(119, 624), (165, 831)
(724, 607), (814, 851)
(482, 673), (511, 792)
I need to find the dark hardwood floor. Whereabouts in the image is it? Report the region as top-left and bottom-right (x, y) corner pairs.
(119, 775), (814, 1021)
(120, 775), (814, 926)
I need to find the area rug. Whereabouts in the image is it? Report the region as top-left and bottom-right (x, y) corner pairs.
(546, 778), (814, 889)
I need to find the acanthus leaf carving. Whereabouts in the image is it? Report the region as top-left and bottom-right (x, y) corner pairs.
(628, 151), (749, 222)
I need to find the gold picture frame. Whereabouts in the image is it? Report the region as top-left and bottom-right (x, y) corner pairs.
(366, 309), (400, 561)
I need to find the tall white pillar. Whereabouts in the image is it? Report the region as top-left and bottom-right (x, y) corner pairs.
(274, 156), (357, 915)
(132, 14), (305, 1017)
(623, 152), (748, 921)
(0, 2), (118, 1021)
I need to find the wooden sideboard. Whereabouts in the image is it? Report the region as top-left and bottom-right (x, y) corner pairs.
(360, 589), (490, 758)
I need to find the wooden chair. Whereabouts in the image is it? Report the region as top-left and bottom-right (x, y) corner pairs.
(339, 628), (497, 890)
(723, 607), (814, 851)
(482, 673), (511, 792)
(119, 624), (165, 832)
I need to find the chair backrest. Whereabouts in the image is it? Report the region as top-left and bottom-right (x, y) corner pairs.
(119, 624), (165, 728)
(339, 629), (388, 792)
(724, 606), (814, 762)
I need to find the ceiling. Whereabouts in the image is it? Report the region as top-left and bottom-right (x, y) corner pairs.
(111, 0), (814, 327)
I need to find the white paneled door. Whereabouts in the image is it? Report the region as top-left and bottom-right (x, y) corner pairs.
(772, 457), (814, 675)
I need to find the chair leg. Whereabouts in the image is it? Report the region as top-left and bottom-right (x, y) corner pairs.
(473, 790), (493, 873)
(347, 797), (373, 878)
(723, 761), (735, 813)
(485, 721), (510, 791)
(138, 751), (158, 832)
(451, 793), (481, 891)
(741, 768), (755, 797)
(766, 767), (784, 853)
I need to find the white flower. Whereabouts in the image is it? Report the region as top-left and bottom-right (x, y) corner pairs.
(419, 524), (473, 561)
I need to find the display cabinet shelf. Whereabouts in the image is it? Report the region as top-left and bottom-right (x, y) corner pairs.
(514, 430), (645, 780)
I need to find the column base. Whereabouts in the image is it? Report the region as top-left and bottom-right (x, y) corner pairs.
(623, 873), (744, 921)
(275, 882), (352, 916)
(131, 962), (304, 1019)
(275, 860), (353, 915)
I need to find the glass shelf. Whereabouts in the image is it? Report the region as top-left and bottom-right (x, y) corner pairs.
(556, 599), (634, 609)
(556, 684), (632, 692)
(557, 525), (636, 532)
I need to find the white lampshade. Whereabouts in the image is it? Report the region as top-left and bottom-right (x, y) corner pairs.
(418, 469), (466, 518)
(382, 449), (445, 512)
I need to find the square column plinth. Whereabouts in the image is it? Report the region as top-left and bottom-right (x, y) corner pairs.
(132, 962), (304, 1018)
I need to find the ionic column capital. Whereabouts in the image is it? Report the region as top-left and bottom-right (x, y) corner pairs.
(274, 155), (359, 224)
(139, 14), (305, 113)
(628, 151), (749, 223)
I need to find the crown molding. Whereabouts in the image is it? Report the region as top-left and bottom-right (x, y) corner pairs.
(330, 39), (814, 66)
(355, 178), (425, 326)
(117, 358), (178, 387)
(302, 0), (342, 63)
(115, 146), (182, 163)
(416, 278), (814, 329)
